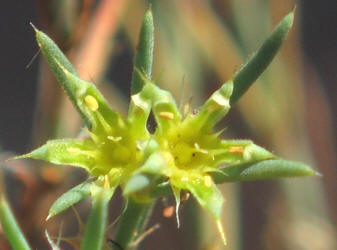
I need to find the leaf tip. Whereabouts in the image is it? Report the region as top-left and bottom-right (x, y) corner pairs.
(145, 5), (153, 20)
(29, 22), (38, 32)
(9, 153), (31, 162)
(283, 9), (295, 30)
(315, 171), (323, 177)
(216, 219), (227, 246)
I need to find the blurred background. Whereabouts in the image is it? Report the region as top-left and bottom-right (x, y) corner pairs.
(0, 0), (336, 249)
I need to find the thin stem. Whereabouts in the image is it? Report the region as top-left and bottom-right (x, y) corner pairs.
(81, 191), (110, 250)
(0, 196), (31, 250)
(114, 198), (154, 249)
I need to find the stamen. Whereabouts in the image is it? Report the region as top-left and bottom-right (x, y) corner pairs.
(229, 146), (244, 154)
(158, 111), (174, 120)
(203, 175), (212, 187)
(85, 95), (99, 111)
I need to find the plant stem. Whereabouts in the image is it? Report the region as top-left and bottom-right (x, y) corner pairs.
(81, 190), (110, 250)
(114, 198), (154, 249)
(0, 196), (31, 250)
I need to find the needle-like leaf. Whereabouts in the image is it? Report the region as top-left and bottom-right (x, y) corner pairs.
(230, 10), (294, 104)
(47, 179), (93, 220)
(130, 8), (154, 94)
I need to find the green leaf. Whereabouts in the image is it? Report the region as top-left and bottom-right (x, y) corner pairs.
(33, 25), (77, 76)
(81, 187), (113, 250)
(128, 79), (153, 139)
(131, 8), (154, 94)
(151, 83), (181, 133)
(230, 10), (294, 104)
(213, 159), (317, 183)
(216, 139), (275, 164)
(33, 27), (92, 128)
(58, 64), (124, 134)
(0, 196), (31, 250)
(184, 181), (223, 219)
(195, 80), (233, 131)
(15, 139), (96, 171)
(47, 179), (93, 220)
(149, 159), (317, 198)
(179, 181), (227, 245)
(130, 70), (182, 134)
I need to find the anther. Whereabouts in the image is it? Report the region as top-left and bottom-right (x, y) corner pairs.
(158, 111), (174, 120)
(85, 95), (99, 111)
(229, 146), (244, 154)
(203, 175), (212, 187)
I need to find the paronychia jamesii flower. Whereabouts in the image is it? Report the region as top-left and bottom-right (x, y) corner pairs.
(14, 9), (317, 247)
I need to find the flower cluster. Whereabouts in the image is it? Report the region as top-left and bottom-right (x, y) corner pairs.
(16, 9), (315, 246)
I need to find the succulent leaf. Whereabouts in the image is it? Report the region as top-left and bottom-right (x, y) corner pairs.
(213, 159), (317, 183)
(216, 139), (275, 164)
(131, 8), (154, 94)
(231, 10), (294, 104)
(195, 80), (233, 131)
(33, 27), (92, 128)
(47, 179), (93, 220)
(15, 139), (96, 171)
(57, 63), (124, 135)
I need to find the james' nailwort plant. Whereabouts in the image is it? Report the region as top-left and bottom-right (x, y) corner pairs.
(2, 8), (317, 250)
